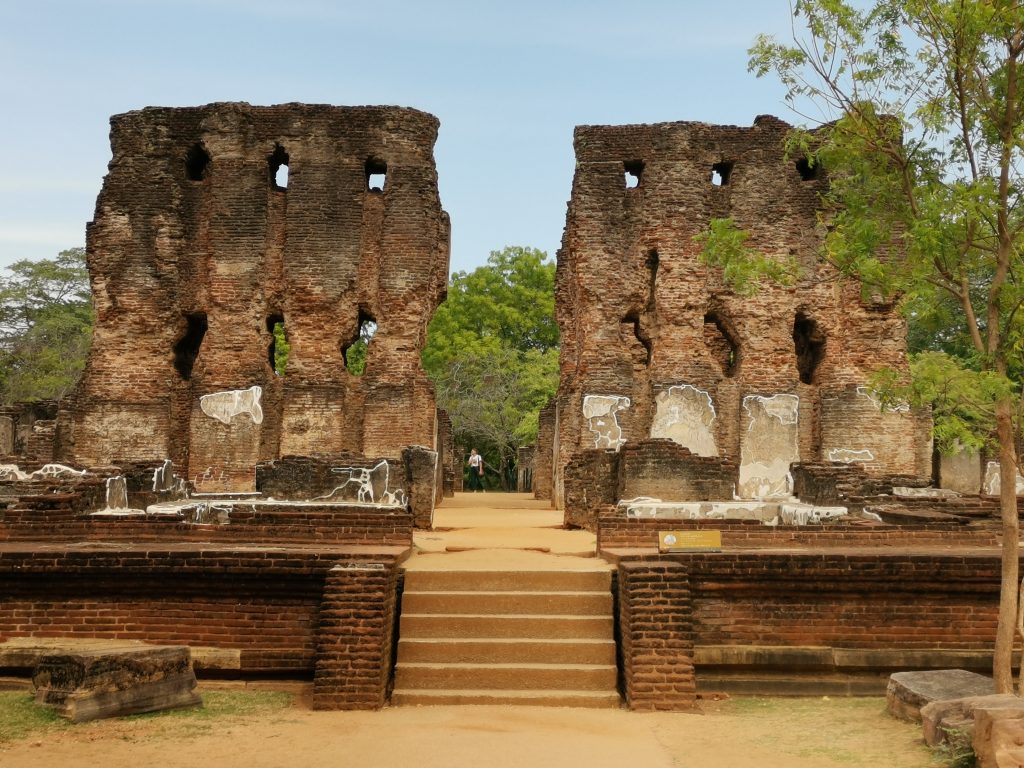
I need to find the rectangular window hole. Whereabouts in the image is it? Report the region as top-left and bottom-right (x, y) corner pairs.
(624, 160), (644, 189)
(711, 161), (733, 186)
(365, 158), (387, 192)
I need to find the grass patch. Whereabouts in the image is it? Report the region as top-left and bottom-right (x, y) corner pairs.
(131, 690), (294, 721)
(0, 692), (68, 743)
(0, 690), (294, 745)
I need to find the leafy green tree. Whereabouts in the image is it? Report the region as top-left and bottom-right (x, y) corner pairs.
(731, 0), (1024, 690)
(423, 247), (559, 489)
(0, 248), (92, 403)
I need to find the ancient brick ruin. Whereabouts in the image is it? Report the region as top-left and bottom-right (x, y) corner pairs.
(0, 107), (1019, 715)
(56, 103), (450, 491)
(545, 116), (932, 522)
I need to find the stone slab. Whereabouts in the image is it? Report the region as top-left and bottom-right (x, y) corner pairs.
(887, 669), (996, 722)
(33, 644), (201, 722)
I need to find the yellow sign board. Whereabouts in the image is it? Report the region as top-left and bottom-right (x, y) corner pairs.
(659, 530), (722, 552)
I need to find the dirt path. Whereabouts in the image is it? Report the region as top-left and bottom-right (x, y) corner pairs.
(0, 696), (937, 768)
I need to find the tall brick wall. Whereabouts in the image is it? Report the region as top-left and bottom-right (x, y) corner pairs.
(59, 103), (450, 490)
(532, 400), (556, 501)
(555, 116), (926, 507)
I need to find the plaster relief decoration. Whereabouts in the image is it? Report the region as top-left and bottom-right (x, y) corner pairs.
(583, 395), (631, 450)
(856, 385), (911, 413)
(314, 460), (407, 506)
(983, 461), (1024, 496)
(650, 384), (718, 456)
(34, 464), (88, 479)
(738, 394), (800, 499)
(0, 464), (88, 481)
(0, 464), (29, 481)
(826, 448), (875, 463)
(200, 386), (264, 425)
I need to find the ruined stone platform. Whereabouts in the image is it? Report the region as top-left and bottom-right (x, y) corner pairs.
(887, 669), (996, 722)
(33, 643), (201, 722)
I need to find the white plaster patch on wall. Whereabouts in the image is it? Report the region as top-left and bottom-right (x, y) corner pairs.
(983, 460), (1024, 496)
(855, 385), (911, 413)
(315, 460), (407, 506)
(0, 463), (88, 481)
(650, 384), (718, 456)
(0, 464), (29, 481)
(738, 394), (800, 499)
(826, 448), (875, 463)
(583, 394), (631, 450)
(200, 386), (264, 425)
(745, 393), (800, 428)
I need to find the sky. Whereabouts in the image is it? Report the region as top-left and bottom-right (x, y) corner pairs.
(0, 0), (798, 276)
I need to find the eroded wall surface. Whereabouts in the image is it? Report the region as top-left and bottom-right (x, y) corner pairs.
(553, 116), (926, 505)
(59, 103), (450, 489)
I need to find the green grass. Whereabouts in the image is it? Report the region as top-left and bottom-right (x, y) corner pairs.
(0, 690), (295, 744)
(0, 692), (69, 743)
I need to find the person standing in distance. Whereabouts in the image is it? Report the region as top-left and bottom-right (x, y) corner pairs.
(467, 448), (484, 492)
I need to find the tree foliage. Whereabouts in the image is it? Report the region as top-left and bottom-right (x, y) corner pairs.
(423, 246), (559, 488)
(741, 0), (1024, 691)
(0, 248), (92, 403)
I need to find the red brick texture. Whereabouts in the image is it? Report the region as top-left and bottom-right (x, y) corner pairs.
(58, 103), (450, 488)
(615, 550), (1014, 708)
(313, 562), (400, 710)
(552, 116), (927, 508)
(617, 561), (697, 710)
(0, 546), (403, 708)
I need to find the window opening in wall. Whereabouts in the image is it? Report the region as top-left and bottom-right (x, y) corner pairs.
(266, 314), (289, 376)
(624, 160), (644, 189)
(793, 312), (826, 384)
(185, 144), (210, 182)
(173, 313), (208, 379)
(711, 161), (733, 186)
(795, 157), (819, 181)
(269, 145), (289, 190)
(703, 311), (739, 377)
(365, 158), (387, 191)
(342, 310), (377, 376)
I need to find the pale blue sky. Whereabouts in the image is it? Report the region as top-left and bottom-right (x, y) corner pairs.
(0, 0), (797, 274)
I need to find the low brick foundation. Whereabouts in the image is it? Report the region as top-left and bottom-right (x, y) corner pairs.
(615, 549), (1016, 707)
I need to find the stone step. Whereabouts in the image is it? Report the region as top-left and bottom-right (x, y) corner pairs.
(390, 688), (622, 708)
(396, 638), (617, 665)
(393, 662), (618, 691)
(401, 590), (612, 615)
(403, 569), (611, 593)
(399, 613), (614, 639)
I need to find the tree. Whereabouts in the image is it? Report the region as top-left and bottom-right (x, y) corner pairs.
(0, 248), (93, 403)
(423, 247), (559, 489)
(736, 0), (1024, 691)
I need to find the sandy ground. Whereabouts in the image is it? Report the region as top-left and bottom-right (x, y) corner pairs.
(0, 695), (938, 768)
(0, 495), (941, 767)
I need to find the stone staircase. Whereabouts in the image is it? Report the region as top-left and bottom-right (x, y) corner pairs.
(392, 568), (620, 707)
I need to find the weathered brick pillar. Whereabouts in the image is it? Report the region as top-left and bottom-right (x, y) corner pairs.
(617, 560), (697, 710)
(312, 561), (399, 710)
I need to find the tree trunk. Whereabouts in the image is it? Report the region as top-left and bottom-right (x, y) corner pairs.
(993, 396), (1020, 693)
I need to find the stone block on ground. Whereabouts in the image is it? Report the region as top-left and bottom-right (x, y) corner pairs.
(922, 694), (1024, 745)
(887, 669), (995, 722)
(973, 701), (1024, 768)
(32, 644), (201, 722)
